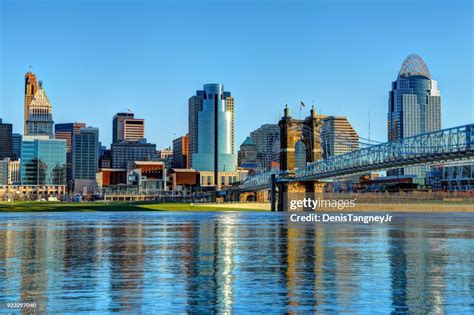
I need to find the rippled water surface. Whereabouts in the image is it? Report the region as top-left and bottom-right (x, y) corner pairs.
(0, 211), (473, 313)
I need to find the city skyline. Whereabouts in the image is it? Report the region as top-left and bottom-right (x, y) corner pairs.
(1, 0), (472, 149)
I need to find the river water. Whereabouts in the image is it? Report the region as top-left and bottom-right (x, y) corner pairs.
(0, 211), (473, 313)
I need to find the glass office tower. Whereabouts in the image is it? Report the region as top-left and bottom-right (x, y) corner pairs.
(191, 84), (237, 175)
(21, 136), (67, 185)
(72, 127), (99, 180)
(387, 54), (441, 178)
(12, 133), (22, 160)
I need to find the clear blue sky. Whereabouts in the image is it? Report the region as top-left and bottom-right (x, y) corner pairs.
(1, 0), (472, 149)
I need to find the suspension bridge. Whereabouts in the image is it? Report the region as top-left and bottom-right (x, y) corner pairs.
(237, 123), (474, 205)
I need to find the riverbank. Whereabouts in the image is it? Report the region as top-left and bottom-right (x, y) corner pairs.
(0, 201), (473, 212)
(0, 202), (268, 212)
(206, 202), (474, 212)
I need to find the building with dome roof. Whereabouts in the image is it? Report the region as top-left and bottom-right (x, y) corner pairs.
(387, 54), (441, 179)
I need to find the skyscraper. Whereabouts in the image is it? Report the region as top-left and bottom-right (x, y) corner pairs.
(26, 81), (54, 137)
(0, 119), (13, 160)
(72, 127), (99, 180)
(12, 133), (22, 161)
(188, 92), (204, 168)
(172, 135), (189, 169)
(190, 84), (237, 184)
(112, 112), (145, 143)
(72, 128), (99, 194)
(388, 54), (441, 178)
(24, 71), (38, 135)
(55, 122), (87, 184)
(321, 116), (359, 159)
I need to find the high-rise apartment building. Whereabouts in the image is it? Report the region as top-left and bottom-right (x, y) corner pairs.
(20, 136), (66, 186)
(24, 71), (38, 135)
(172, 135), (189, 169)
(72, 127), (99, 180)
(249, 124), (280, 170)
(189, 84), (237, 184)
(388, 54), (441, 178)
(26, 81), (54, 137)
(55, 122), (87, 184)
(321, 116), (359, 159)
(0, 119), (13, 160)
(112, 112), (145, 143)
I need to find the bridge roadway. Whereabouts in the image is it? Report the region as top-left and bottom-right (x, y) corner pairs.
(239, 124), (474, 192)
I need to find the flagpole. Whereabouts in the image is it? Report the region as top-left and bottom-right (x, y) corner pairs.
(299, 101), (306, 119)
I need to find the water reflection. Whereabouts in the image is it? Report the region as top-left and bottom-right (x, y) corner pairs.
(0, 212), (473, 313)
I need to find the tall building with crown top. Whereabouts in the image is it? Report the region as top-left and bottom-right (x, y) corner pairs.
(26, 79), (54, 137)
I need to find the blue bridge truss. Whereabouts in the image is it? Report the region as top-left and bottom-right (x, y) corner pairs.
(240, 124), (474, 191)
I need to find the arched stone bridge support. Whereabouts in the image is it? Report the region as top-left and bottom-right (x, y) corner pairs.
(273, 180), (324, 211)
(239, 191), (268, 203)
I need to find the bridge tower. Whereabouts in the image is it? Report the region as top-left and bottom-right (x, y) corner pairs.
(278, 105), (325, 171)
(274, 105), (326, 211)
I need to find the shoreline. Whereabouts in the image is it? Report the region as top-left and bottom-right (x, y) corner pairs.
(204, 202), (474, 212)
(0, 201), (473, 212)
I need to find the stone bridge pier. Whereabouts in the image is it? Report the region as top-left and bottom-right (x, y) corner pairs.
(239, 191), (267, 203)
(273, 180), (324, 211)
